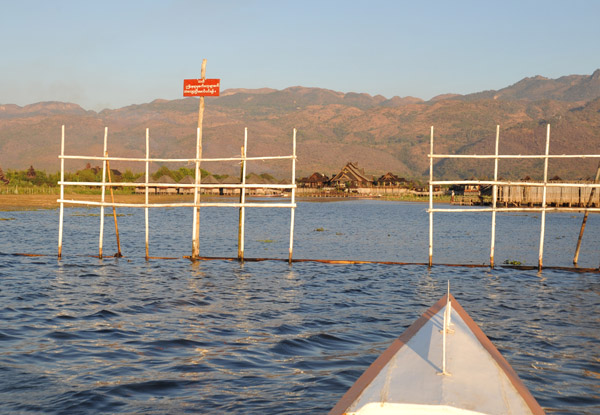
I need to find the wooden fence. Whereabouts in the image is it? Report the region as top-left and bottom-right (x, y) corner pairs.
(57, 126), (297, 261)
(428, 124), (600, 270)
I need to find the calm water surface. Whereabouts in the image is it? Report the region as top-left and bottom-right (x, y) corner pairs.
(0, 200), (599, 414)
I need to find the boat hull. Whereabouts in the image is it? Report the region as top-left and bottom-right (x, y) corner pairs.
(330, 294), (545, 415)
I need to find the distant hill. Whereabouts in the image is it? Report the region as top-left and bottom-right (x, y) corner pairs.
(458, 69), (600, 102)
(1, 70), (599, 181)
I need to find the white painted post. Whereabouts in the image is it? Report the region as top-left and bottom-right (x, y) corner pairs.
(289, 128), (297, 264)
(192, 127), (201, 258)
(58, 125), (65, 259)
(538, 124), (551, 270)
(490, 125), (500, 268)
(98, 127), (108, 258)
(429, 126), (434, 267)
(239, 128), (248, 261)
(192, 59), (207, 259)
(145, 128), (150, 260)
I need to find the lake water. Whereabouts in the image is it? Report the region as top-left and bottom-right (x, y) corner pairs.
(0, 200), (599, 414)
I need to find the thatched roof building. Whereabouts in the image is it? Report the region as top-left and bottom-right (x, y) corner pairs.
(300, 172), (329, 188)
(246, 173), (267, 184)
(156, 175), (177, 194)
(330, 162), (372, 188)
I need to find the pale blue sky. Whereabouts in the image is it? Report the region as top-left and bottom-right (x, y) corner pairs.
(1, 0), (598, 110)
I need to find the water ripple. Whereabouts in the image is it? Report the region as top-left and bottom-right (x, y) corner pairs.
(1, 204), (599, 414)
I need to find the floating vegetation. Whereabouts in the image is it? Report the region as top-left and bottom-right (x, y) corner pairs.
(0, 217), (16, 221)
(335, 232), (344, 235)
(257, 239), (275, 243)
(503, 259), (522, 265)
(315, 227), (325, 232)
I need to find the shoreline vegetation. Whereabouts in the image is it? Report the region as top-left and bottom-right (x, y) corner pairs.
(0, 193), (450, 212)
(0, 166), (442, 212)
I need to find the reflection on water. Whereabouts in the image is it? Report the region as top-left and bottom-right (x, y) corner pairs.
(0, 201), (599, 414)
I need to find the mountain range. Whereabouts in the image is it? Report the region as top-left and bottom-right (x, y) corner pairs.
(1, 69), (599, 181)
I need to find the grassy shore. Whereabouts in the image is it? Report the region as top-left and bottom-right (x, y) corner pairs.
(0, 193), (454, 211)
(0, 194), (197, 211)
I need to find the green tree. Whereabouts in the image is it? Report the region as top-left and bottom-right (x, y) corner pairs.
(26, 165), (36, 179)
(76, 168), (100, 183)
(152, 165), (173, 180)
(0, 166), (9, 184)
(121, 169), (142, 182)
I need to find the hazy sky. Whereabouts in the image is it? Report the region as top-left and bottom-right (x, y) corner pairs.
(1, 0), (599, 111)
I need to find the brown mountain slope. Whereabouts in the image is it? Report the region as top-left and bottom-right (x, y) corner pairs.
(0, 79), (599, 180)
(433, 97), (600, 180)
(460, 69), (600, 102)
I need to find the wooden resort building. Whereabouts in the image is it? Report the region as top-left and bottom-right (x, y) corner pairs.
(297, 164), (421, 196)
(330, 162), (372, 189)
(218, 175), (241, 196)
(178, 175), (195, 194)
(299, 172), (330, 188)
(497, 176), (600, 207)
(134, 175), (153, 194)
(375, 172), (411, 187)
(200, 175), (221, 195)
(155, 175), (178, 195)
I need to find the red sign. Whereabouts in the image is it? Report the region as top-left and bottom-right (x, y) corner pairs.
(183, 78), (220, 97)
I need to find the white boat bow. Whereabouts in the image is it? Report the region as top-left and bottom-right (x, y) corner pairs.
(330, 294), (545, 415)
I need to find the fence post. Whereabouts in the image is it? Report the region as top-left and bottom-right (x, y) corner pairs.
(538, 124), (551, 271)
(289, 128), (297, 264)
(573, 161), (600, 265)
(428, 126), (434, 267)
(191, 59), (207, 260)
(238, 129), (248, 261)
(490, 125), (500, 268)
(58, 125), (65, 259)
(98, 127), (108, 259)
(145, 128), (150, 260)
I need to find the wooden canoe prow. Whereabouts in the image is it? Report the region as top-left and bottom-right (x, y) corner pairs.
(330, 294), (545, 415)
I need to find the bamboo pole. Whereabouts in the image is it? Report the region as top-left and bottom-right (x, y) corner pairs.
(428, 126), (434, 267)
(237, 145), (244, 260)
(58, 199), (298, 209)
(573, 161), (600, 265)
(58, 125), (65, 259)
(238, 129), (248, 261)
(192, 127), (200, 258)
(431, 180), (600, 188)
(429, 154), (600, 160)
(191, 59), (207, 259)
(490, 125), (500, 268)
(106, 156), (122, 257)
(145, 128), (149, 260)
(99, 127), (108, 259)
(430, 206), (600, 213)
(58, 180), (296, 189)
(538, 124), (551, 271)
(289, 128), (297, 264)
(59, 154), (296, 163)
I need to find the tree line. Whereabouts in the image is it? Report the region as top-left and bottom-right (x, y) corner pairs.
(0, 164), (219, 188)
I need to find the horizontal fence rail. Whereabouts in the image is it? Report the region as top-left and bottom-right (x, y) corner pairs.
(428, 124), (600, 270)
(430, 154), (600, 159)
(57, 126), (298, 262)
(57, 200), (297, 209)
(58, 181), (295, 189)
(59, 155), (296, 163)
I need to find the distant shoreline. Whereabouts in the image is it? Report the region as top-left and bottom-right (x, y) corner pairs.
(0, 194), (450, 211)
